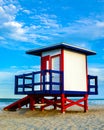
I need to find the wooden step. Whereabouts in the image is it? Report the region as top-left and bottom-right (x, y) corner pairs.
(34, 103), (46, 106)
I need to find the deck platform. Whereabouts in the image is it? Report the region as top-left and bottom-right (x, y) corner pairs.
(15, 70), (98, 95)
(4, 70), (98, 113)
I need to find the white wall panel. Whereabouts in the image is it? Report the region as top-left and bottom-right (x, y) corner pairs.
(52, 56), (60, 90)
(52, 56), (60, 70)
(42, 49), (61, 57)
(64, 50), (87, 91)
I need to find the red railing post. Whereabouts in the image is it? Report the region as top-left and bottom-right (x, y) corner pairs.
(61, 93), (65, 113)
(84, 94), (88, 112)
(29, 95), (35, 111)
(54, 96), (57, 110)
(41, 96), (45, 111)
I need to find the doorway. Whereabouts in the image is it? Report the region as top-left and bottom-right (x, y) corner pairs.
(41, 54), (61, 91)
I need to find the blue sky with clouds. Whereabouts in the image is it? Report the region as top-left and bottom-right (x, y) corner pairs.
(0, 0), (104, 98)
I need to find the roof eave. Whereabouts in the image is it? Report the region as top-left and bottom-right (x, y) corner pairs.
(26, 43), (96, 56)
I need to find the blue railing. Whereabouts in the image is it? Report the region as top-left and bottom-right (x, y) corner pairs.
(88, 75), (98, 95)
(15, 70), (63, 94)
(15, 70), (98, 95)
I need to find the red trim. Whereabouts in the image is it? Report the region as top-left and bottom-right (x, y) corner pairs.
(51, 54), (61, 70)
(51, 54), (61, 58)
(86, 56), (88, 92)
(61, 49), (64, 92)
(61, 93), (65, 113)
(84, 94), (88, 112)
(41, 55), (50, 70)
(85, 56), (88, 112)
(4, 94), (89, 112)
(61, 49), (64, 71)
(3, 95), (30, 111)
(41, 96), (44, 111)
(29, 95), (35, 110)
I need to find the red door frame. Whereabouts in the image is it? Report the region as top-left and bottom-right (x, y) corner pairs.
(41, 55), (51, 70)
(41, 54), (62, 71)
(50, 54), (61, 71)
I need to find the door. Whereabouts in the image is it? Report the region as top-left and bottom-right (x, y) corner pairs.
(41, 55), (50, 70)
(51, 55), (61, 90)
(41, 56), (50, 90)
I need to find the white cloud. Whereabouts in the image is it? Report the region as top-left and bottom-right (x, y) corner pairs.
(96, 21), (104, 27)
(0, 72), (13, 81)
(0, 65), (40, 86)
(0, 2), (58, 47)
(9, 65), (40, 74)
(55, 18), (104, 41)
(23, 9), (31, 14)
(0, 65), (41, 98)
(0, 0), (28, 42)
(30, 15), (104, 42)
(0, 36), (5, 40)
(0, 0), (104, 50)
(58, 19), (104, 40)
(3, 4), (17, 15)
(0, 2), (18, 23)
(38, 14), (59, 29)
(0, 0), (4, 5)
(4, 21), (21, 28)
(2, 19), (28, 41)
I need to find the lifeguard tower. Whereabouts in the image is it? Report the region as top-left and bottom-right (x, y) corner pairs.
(4, 43), (98, 113)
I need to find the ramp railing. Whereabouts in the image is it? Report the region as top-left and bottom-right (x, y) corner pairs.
(88, 75), (98, 95)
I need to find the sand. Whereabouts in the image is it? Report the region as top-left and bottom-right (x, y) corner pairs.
(0, 105), (104, 130)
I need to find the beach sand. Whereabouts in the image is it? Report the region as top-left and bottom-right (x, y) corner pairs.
(0, 105), (104, 130)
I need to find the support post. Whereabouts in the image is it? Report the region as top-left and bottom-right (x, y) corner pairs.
(84, 94), (88, 112)
(54, 96), (57, 110)
(15, 76), (18, 94)
(61, 94), (65, 113)
(29, 95), (35, 111)
(41, 96), (44, 111)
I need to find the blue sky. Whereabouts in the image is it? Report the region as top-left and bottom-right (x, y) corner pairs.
(0, 0), (104, 98)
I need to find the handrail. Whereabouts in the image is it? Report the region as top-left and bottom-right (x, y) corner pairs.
(15, 70), (63, 94)
(15, 71), (98, 95)
(88, 75), (98, 95)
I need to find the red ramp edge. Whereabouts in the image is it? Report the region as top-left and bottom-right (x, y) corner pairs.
(3, 96), (30, 111)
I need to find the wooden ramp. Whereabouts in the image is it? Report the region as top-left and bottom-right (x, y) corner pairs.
(3, 96), (30, 111)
